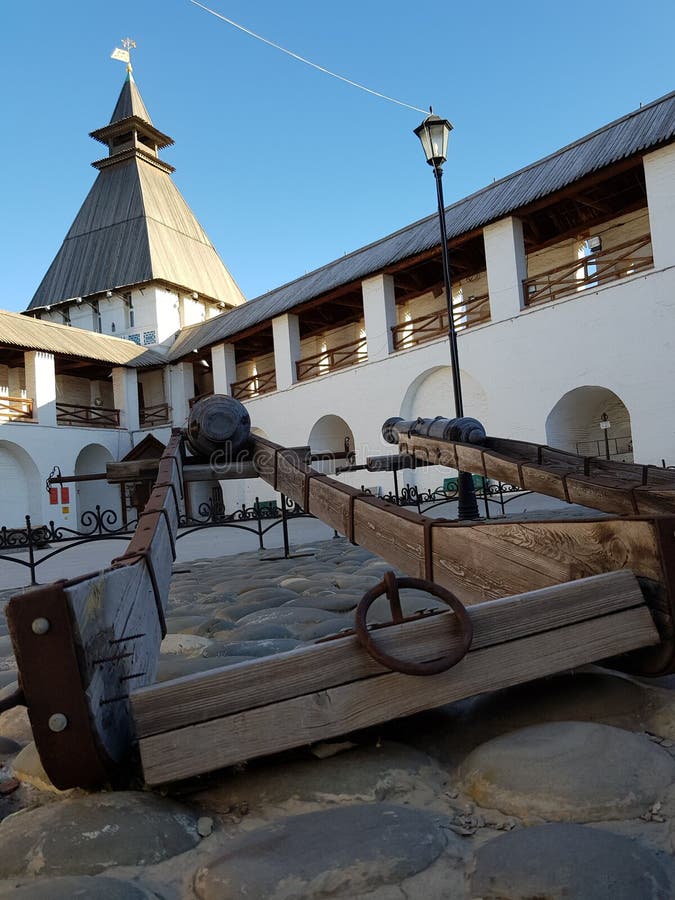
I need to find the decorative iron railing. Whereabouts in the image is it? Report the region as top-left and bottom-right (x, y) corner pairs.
(56, 402), (120, 428)
(523, 234), (653, 308)
(139, 402), (171, 427)
(0, 396), (34, 422)
(376, 477), (531, 518)
(0, 498), (315, 586)
(231, 368), (277, 400)
(391, 292), (490, 351)
(296, 336), (368, 382)
(0, 508), (138, 586)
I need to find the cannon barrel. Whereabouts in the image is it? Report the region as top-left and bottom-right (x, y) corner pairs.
(382, 415), (486, 446)
(185, 394), (251, 461)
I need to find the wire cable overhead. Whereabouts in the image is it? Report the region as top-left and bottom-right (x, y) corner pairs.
(190, 1), (429, 115)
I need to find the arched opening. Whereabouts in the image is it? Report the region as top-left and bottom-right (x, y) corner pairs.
(545, 386), (633, 461)
(308, 415), (356, 474)
(400, 365), (489, 424)
(0, 441), (41, 527)
(74, 444), (122, 531)
(398, 367), (489, 496)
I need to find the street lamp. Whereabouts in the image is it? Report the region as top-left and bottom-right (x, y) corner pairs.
(414, 112), (479, 520)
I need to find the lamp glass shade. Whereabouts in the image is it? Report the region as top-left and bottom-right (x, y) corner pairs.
(414, 114), (453, 166)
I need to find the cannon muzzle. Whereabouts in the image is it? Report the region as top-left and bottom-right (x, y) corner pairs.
(382, 416), (486, 446)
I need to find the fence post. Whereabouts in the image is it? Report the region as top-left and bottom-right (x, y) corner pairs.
(254, 498), (264, 550)
(481, 477), (490, 519)
(280, 493), (291, 559)
(25, 514), (37, 586)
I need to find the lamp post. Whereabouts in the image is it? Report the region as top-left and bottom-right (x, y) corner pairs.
(414, 112), (479, 520)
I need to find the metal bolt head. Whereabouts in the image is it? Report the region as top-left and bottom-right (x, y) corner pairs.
(31, 618), (50, 635)
(48, 713), (68, 733)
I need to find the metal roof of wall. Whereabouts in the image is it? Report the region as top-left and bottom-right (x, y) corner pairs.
(0, 310), (165, 367)
(169, 89), (675, 361)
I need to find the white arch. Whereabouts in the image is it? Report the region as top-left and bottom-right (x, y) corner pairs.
(74, 443), (122, 530)
(400, 365), (489, 424)
(545, 386), (633, 460)
(308, 414), (356, 472)
(0, 440), (41, 526)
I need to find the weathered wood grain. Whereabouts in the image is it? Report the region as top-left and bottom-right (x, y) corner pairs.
(139, 605), (658, 784)
(398, 433), (675, 517)
(8, 430), (185, 785)
(251, 433), (667, 605)
(132, 570), (645, 739)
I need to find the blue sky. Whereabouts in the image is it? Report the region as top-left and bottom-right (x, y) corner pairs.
(2, 0), (673, 312)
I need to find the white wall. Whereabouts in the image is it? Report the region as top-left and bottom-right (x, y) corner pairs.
(223, 260), (675, 524)
(0, 421), (132, 529)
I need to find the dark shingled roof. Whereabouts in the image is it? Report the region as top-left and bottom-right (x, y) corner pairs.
(168, 89), (675, 361)
(27, 76), (245, 312)
(109, 72), (153, 125)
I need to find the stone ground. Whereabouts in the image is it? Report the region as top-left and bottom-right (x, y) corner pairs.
(2, 536), (675, 897)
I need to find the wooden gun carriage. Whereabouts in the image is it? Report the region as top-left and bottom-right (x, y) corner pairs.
(5, 397), (675, 789)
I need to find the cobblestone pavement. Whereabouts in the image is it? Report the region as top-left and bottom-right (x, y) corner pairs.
(1, 537), (675, 898)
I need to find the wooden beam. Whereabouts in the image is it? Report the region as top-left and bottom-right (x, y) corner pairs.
(138, 600), (657, 784)
(396, 432), (675, 518)
(7, 430), (185, 789)
(249, 434), (675, 675)
(132, 570), (646, 740)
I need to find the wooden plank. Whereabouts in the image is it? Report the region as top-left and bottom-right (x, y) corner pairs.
(397, 432), (675, 517)
(431, 519), (664, 604)
(6, 430), (185, 786)
(139, 605), (658, 784)
(107, 460), (159, 482)
(455, 444), (487, 475)
(66, 564), (163, 763)
(518, 464), (570, 502)
(132, 570), (645, 739)
(250, 437), (668, 605)
(62, 430), (184, 763)
(476, 451), (522, 486)
(565, 474), (638, 514)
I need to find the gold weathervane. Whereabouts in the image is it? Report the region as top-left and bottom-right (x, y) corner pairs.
(110, 38), (137, 74)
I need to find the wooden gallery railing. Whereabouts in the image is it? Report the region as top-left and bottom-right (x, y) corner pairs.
(391, 293), (490, 351)
(56, 402), (120, 428)
(523, 234), (653, 307)
(0, 396), (34, 422)
(188, 391), (214, 410)
(139, 402), (171, 427)
(231, 368), (277, 400)
(296, 336), (368, 382)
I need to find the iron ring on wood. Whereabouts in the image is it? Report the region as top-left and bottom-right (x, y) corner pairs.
(354, 571), (473, 676)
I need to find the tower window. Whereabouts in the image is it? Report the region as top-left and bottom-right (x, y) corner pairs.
(126, 294), (135, 328)
(92, 300), (102, 333)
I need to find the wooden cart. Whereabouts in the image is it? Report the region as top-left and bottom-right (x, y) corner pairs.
(5, 418), (675, 788)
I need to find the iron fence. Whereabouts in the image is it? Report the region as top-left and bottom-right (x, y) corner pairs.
(0, 497), (314, 586)
(374, 477), (531, 518)
(1, 473), (537, 587)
